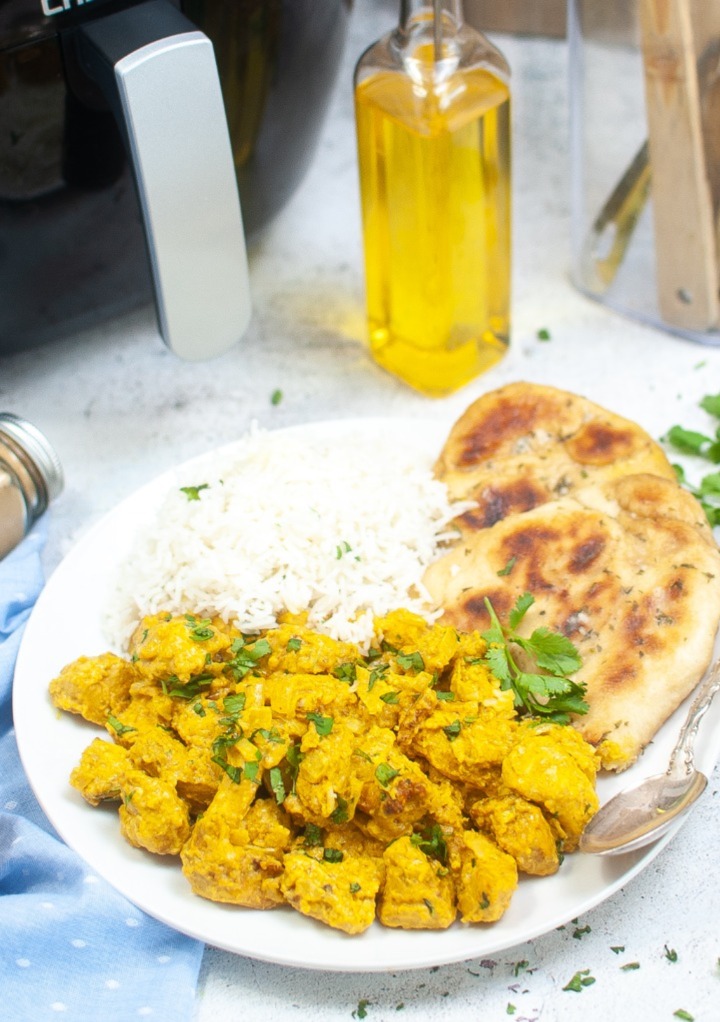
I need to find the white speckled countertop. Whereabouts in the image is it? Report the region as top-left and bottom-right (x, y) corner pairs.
(2, 2), (719, 1019)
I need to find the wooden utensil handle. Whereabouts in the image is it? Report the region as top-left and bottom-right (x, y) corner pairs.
(640, 0), (719, 330)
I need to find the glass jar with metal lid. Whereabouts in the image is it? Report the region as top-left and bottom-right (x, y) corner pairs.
(0, 414), (63, 560)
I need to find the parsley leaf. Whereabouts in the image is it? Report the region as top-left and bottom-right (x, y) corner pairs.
(306, 711), (333, 736)
(375, 763), (399, 787)
(179, 483), (209, 501)
(563, 969), (595, 992)
(482, 594), (587, 723)
(663, 396), (720, 525)
(410, 824), (448, 865)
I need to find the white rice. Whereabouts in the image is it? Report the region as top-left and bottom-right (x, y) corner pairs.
(104, 425), (471, 650)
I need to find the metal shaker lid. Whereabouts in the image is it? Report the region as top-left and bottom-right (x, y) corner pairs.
(0, 414), (64, 519)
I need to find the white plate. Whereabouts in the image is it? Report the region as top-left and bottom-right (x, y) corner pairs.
(13, 418), (720, 972)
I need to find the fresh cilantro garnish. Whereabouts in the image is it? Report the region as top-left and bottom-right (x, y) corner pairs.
(286, 636), (302, 652)
(621, 962), (640, 971)
(379, 690), (400, 705)
(306, 711), (333, 736)
(482, 594), (586, 723)
(222, 692), (246, 719)
(270, 388), (283, 406)
(107, 714), (136, 736)
(368, 662), (389, 690)
(334, 662), (357, 684)
(179, 483), (209, 501)
(322, 848), (343, 863)
(375, 763), (399, 787)
(562, 969), (595, 992)
(330, 795), (349, 824)
(673, 1012), (694, 1021)
(184, 615), (214, 641)
(664, 945), (678, 963)
(395, 651), (425, 673)
(537, 327), (551, 341)
(497, 555), (517, 576)
(663, 394), (720, 525)
(269, 766), (286, 805)
(162, 673), (214, 699)
(211, 756), (242, 784)
(225, 636), (271, 680)
(410, 824), (447, 866)
(303, 823), (323, 847)
(443, 720), (462, 741)
(286, 742), (303, 792)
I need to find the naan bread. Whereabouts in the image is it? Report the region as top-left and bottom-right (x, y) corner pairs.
(435, 381), (682, 534)
(427, 385), (720, 771)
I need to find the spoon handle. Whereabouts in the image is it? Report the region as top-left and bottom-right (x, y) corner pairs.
(668, 657), (720, 778)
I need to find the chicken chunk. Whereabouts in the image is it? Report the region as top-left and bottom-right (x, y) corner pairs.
(49, 653), (137, 726)
(129, 613), (242, 684)
(502, 725), (599, 851)
(377, 835), (456, 930)
(455, 830), (518, 923)
(70, 737), (130, 805)
(264, 619), (359, 676)
(119, 768), (191, 855)
(181, 780), (291, 909)
(404, 699), (519, 786)
(469, 794), (559, 876)
(374, 609), (461, 675)
(281, 847), (382, 934)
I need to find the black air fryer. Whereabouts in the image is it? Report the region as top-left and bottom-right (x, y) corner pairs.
(0, 0), (350, 358)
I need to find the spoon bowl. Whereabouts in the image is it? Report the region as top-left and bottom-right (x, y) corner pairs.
(580, 657), (720, 856)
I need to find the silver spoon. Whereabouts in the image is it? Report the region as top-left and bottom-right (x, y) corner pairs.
(580, 657), (720, 855)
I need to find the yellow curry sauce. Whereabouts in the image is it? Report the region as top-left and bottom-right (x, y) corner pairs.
(49, 609), (599, 934)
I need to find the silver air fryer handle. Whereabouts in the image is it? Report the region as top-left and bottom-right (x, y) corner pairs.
(74, 1), (251, 361)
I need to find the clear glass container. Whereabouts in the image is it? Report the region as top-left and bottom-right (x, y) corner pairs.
(354, 0), (511, 396)
(0, 414), (63, 560)
(569, 0), (720, 344)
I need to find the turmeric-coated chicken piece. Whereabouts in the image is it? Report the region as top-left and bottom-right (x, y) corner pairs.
(502, 724), (599, 852)
(377, 834), (456, 930)
(104, 679), (177, 746)
(181, 779), (292, 909)
(48, 652), (137, 726)
(469, 794), (560, 876)
(448, 651), (503, 705)
(454, 830), (518, 923)
(263, 671), (364, 733)
(264, 619), (360, 676)
(403, 697), (519, 786)
(286, 721), (366, 826)
(126, 725), (220, 812)
(354, 663), (434, 729)
(374, 609), (461, 675)
(70, 737), (130, 805)
(351, 725), (436, 844)
(280, 846), (382, 934)
(118, 768), (192, 855)
(128, 613), (244, 684)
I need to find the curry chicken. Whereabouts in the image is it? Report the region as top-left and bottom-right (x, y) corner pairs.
(49, 609), (599, 934)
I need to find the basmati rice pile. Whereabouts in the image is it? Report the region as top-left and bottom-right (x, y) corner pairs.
(104, 425), (471, 650)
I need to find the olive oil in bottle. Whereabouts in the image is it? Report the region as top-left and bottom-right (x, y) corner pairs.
(354, 0), (511, 396)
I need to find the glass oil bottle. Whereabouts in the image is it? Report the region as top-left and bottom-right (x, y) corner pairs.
(353, 0), (511, 397)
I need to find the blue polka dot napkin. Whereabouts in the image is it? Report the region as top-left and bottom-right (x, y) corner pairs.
(0, 522), (205, 1022)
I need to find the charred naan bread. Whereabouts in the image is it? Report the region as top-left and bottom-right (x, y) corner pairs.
(427, 384), (720, 771)
(436, 381), (680, 534)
